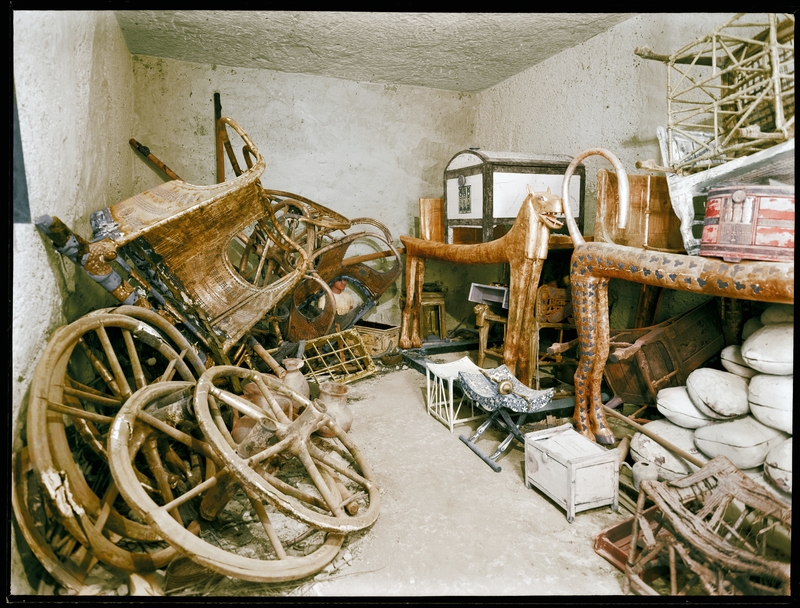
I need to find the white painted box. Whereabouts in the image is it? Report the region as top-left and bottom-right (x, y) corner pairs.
(443, 149), (585, 244)
(524, 423), (619, 523)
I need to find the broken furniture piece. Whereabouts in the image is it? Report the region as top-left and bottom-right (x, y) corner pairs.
(401, 184), (575, 388)
(457, 365), (554, 472)
(603, 299), (724, 409)
(524, 423), (619, 523)
(424, 356), (487, 433)
(623, 455), (791, 596)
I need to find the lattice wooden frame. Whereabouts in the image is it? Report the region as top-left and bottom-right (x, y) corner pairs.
(661, 13), (794, 174)
(302, 328), (376, 384)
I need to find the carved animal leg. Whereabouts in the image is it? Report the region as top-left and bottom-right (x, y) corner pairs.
(502, 259), (543, 387)
(587, 279), (614, 444)
(399, 255), (424, 349)
(571, 276), (614, 443)
(571, 277), (594, 440)
(410, 257), (425, 348)
(516, 259), (544, 387)
(474, 304), (489, 368)
(501, 265), (524, 380)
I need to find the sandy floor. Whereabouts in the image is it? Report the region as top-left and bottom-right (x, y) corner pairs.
(16, 349), (632, 599)
(290, 351), (630, 597)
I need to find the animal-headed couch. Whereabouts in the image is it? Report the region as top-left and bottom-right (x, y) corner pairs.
(400, 149), (635, 443)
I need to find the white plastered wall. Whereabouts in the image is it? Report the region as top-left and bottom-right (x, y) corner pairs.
(12, 10), (135, 594)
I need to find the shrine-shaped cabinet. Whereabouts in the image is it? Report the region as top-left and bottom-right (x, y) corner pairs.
(443, 149), (586, 244)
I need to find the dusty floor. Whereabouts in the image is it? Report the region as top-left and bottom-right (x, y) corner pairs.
(18, 349), (632, 599)
(287, 350), (630, 597)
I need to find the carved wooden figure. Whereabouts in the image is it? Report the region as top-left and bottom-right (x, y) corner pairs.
(559, 150), (794, 445)
(400, 185), (565, 387)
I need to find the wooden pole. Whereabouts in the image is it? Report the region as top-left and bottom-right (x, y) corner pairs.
(341, 247), (405, 267)
(603, 405), (705, 468)
(129, 139), (182, 181)
(214, 92), (224, 184)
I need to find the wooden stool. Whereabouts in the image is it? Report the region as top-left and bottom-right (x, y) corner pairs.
(425, 356), (486, 433)
(474, 303), (507, 367)
(421, 291), (447, 340)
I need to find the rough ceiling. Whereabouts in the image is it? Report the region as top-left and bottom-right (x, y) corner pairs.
(115, 11), (637, 92)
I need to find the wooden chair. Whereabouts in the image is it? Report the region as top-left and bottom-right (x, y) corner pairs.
(474, 303), (507, 367)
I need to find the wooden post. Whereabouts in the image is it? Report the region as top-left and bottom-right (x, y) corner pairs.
(214, 92), (224, 184)
(419, 198), (445, 242)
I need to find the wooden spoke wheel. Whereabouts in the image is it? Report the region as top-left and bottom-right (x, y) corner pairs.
(193, 366), (380, 534)
(24, 312), (202, 572)
(108, 381), (345, 583)
(12, 448), (98, 594)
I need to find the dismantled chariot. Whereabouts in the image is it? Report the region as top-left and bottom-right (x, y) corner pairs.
(22, 117), (397, 594)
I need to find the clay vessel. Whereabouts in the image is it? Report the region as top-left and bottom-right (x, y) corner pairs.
(281, 358), (310, 400)
(632, 461), (659, 490)
(317, 381), (353, 437)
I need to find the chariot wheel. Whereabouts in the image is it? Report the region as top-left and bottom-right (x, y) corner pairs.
(193, 366), (380, 534)
(24, 312), (202, 571)
(12, 448), (97, 594)
(107, 381), (345, 583)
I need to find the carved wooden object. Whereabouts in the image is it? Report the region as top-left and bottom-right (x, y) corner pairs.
(400, 185), (566, 387)
(558, 150), (794, 444)
(624, 456), (791, 596)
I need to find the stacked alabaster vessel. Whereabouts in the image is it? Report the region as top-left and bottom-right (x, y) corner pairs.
(629, 304), (793, 502)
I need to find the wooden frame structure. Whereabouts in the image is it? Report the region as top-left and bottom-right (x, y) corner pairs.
(636, 13), (794, 175)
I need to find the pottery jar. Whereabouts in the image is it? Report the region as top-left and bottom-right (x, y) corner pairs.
(317, 381), (353, 437)
(281, 358), (310, 400)
(632, 461), (659, 490)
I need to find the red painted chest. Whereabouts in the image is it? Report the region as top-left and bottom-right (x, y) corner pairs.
(700, 185), (794, 263)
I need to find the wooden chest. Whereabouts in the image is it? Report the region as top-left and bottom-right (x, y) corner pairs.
(524, 424), (619, 523)
(700, 185), (794, 263)
(443, 150), (585, 244)
(604, 299), (724, 407)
